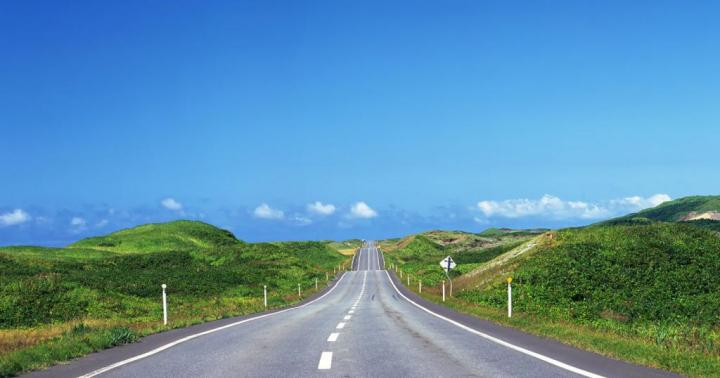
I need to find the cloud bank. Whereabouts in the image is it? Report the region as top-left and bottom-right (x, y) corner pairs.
(475, 194), (671, 220)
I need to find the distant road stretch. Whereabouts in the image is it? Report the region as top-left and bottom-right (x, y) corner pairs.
(27, 241), (676, 378)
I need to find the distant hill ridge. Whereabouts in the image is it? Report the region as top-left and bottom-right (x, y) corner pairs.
(69, 220), (242, 253)
(606, 195), (720, 224)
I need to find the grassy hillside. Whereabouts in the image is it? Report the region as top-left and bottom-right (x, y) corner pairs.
(0, 221), (348, 377)
(380, 230), (540, 287)
(389, 222), (720, 376)
(460, 224), (720, 325)
(608, 195), (720, 224)
(69, 220), (241, 253)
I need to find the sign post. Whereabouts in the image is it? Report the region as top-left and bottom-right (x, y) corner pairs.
(263, 285), (268, 308)
(161, 284), (168, 326)
(439, 256), (456, 297)
(507, 277), (513, 318)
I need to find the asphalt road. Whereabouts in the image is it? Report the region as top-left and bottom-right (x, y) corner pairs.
(27, 242), (677, 378)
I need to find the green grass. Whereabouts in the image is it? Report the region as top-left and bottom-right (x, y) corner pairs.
(381, 231), (535, 287)
(326, 239), (363, 252)
(608, 195), (720, 223)
(0, 246), (116, 260)
(69, 220), (241, 253)
(0, 221), (348, 377)
(386, 223), (720, 377)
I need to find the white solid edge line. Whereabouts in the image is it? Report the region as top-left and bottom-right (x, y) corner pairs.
(79, 273), (350, 378)
(383, 271), (605, 378)
(318, 351), (333, 370)
(327, 333), (339, 342)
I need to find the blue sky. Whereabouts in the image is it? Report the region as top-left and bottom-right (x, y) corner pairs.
(1, 1), (719, 246)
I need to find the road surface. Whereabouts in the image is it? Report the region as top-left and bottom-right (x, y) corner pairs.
(27, 242), (676, 378)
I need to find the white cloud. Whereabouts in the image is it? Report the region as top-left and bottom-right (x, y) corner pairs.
(476, 195), (609, 220)
(475, 193), (672, 220)
(70, 217), (87, 227)
(161, 198), (183, 211)
(612, 194), (671, 209)
(349, 202), (378, 219)
(0, 209), (31, 226)
(253, 203), (284, 220)
(307, 201), (336, 216)
(96, 219), (109, 228)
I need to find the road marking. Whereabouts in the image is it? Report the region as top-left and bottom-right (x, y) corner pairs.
(327, 333), (339, 342)
(349, 310), (354, 314)
(78, 273), (351, 378)
(336, 322), (346, 329)
(383, 271), (604, 378)
(344, 315), (352, 320)
(318, 352), (333, 370)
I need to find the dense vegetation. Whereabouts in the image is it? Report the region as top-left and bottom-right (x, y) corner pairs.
(0, 221), (348, 377)
(460, 224), (720, 325)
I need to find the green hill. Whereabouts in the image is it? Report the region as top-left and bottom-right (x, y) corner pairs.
(69, 220), (241, 253)
(606, 195), (720, 224)
(380, 230), (537, 286)
(0, 221), (348, 377)
(460, 223), (720, 324)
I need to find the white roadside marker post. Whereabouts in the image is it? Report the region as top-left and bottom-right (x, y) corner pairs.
(407, 274), (410, 286)
(315, 278), (318, 290)
(419, 280), (422, 293)
(442, 280), (446, 302)
(298, 283), (301, 298)
(507, 277), (513, 318)
(326, 272), (329, 282)
(400, 270), (403, 279)
(263, 285), (268, 309)
(161, 284), (168, 326)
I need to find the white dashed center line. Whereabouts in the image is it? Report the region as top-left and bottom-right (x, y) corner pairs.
(317, 266), (369, 371)
(318, 352), (333, 370)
